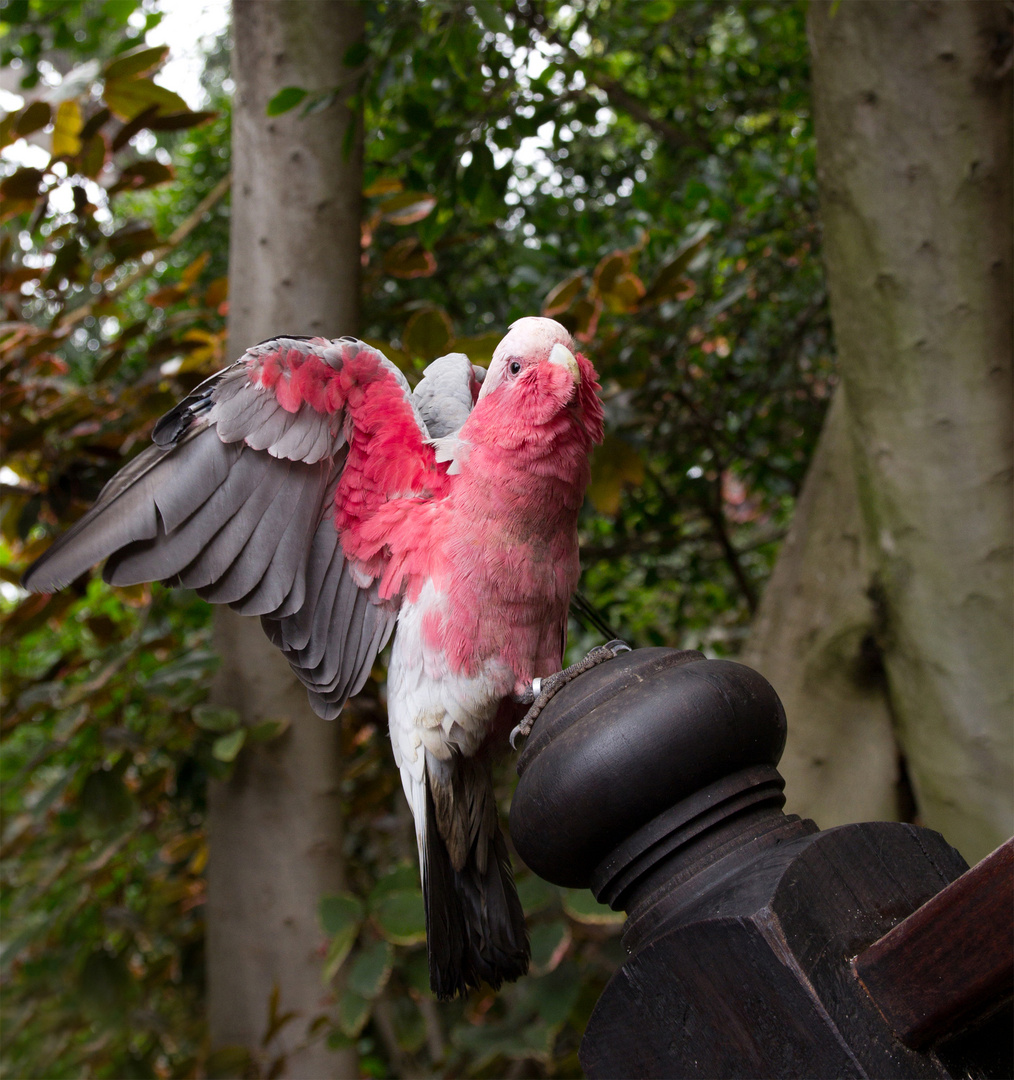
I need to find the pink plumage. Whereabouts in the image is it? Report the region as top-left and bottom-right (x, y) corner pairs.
(21, 317), (603, 998)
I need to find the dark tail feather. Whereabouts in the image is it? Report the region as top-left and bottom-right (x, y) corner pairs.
(423, 763), (529, 999)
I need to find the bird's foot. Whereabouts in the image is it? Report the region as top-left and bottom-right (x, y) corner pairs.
(510, 640), (631, 749)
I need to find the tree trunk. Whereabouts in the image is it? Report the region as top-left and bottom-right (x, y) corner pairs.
(207, 3), (363, 1076)
(747, 0), (1013, 865)
(741, 390), (909, 828)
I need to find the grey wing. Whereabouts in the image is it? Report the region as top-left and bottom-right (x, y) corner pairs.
(22, 335), (408, 719)
(412, 352), (485, 439)
(260, 474), (396, 720)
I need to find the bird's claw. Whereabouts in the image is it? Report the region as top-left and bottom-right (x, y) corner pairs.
(510, 639), (631, 749)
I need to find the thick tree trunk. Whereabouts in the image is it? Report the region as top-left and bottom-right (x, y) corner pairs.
(207, 3), (363, 1076)
(742, 390), (909, 828)
(748, 0), (1013, 864)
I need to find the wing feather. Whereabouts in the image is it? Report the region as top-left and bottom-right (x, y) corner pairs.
(106, 442), (271, 586)
(228, 462), (329, 617)
(211, 380), (280, 444)
(174, 457), (293, 591)
(187, 462), (310, 606)
(412, 353), (484, 440)
(153, 434), (242, 532)
(261, 500), (342, 654)
(23, 335), (443, 720)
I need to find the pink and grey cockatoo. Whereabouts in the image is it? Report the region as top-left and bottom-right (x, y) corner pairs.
(23, 316), (605, 998)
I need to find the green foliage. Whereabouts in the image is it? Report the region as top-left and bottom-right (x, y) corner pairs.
(0, 0), (164, 90)
(1, 581), (215, 1078)
(1, 6), (231, 1075)
(2, 0), (834, 1076)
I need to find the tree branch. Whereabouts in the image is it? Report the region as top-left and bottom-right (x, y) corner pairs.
(417, 997), (445, 1063)
(698, 478), (759, 613)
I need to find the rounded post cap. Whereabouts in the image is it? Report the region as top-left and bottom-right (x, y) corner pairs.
(510, 648), (787, 888)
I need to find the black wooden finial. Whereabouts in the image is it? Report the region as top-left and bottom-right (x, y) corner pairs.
(508, 648), (1006, 1079)
(510, 648), (810, 939)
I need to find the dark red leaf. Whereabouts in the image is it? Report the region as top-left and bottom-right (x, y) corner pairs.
(0, 168), (44, 201)
(14, 100), (51, 137)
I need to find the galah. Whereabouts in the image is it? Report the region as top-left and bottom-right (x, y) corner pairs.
(23, 316), (605, 998)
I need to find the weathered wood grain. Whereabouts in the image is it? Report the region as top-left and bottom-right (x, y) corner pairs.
(855, 837), (1014, 1049)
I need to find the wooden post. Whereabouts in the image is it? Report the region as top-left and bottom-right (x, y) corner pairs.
(509, 648), (1013, 1079)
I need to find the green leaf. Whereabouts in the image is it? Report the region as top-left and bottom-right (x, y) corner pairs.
(402, 307), (452, 359)
(344, 41), (370, 67)
(108, 159), (173, 195)
(543, 271), (587, 317)
(79, 768), (133, 828)
(262, 984), (299, 1047)
(372, 889), (426, 946)
(382, 237), (437, 280)
(473, 1), (510, 36)
(247, 717), (291, 742)
(319, 892), (364, 936)
(111, 103), (160, 150)
(338, 989), (371, 1037)
(80, 950), (132, 1015)
(145, 109), (217, 132)
(81, 134), (105, 177)
(391, 998), (427, 1053)
(319, 894), (364, 983)
(105, 220), (159, 260)
(401, 950), (432, 997)
(640, 0), (677, 22)
(461, 142), (494, 204)
(322, 926), (358, 985)
(593, 250), (629, 296)
(103, 76), (188, 121)
(588, 436), (645, 516)
(347, 940), (393, 999)
(562, 889), (625, 926)
(529, 964), (582, 1028)
(326, 1029), (356, 1051)
(367, 863), (419, 903)
(102, 44), (170, 80)
(0, 112), (16, 151)
(453, 1019), (555, 1068)
(266, 86), (308, 116)
(448, 330), (501, 365)
(192, 704), (240, 732)
(377, 191), (436, 226)
(212, 729), (246, 762)
(641, 225), (713, 305)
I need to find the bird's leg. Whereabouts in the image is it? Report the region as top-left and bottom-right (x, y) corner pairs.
(510, 640), (631, 748)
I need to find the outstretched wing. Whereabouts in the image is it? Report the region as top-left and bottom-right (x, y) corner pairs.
(22, 335), (449, 719)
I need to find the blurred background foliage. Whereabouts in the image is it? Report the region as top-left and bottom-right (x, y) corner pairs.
(0, 0), (832, 1076)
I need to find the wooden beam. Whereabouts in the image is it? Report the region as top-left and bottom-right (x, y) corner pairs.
(854, 837), (1014, 1048)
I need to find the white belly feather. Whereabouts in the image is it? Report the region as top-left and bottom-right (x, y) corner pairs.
(387, 579), (514, 861)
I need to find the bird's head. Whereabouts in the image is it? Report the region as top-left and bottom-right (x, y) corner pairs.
(472, 317), (604, 449)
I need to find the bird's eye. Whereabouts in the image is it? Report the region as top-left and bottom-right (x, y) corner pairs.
(509, 360), (522, 375)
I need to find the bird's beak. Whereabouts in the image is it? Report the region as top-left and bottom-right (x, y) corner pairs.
(548, 342), (580, 383)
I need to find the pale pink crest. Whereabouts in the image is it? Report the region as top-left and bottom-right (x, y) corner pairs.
(479, 317), (576, 401)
